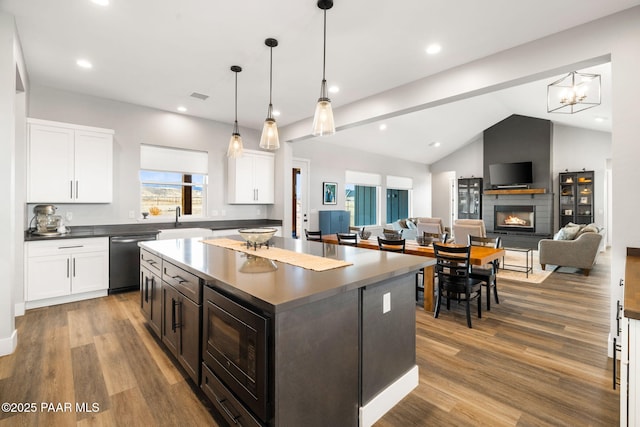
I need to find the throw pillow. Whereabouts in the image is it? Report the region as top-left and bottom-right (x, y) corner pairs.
(554, 229), (566, 240)
(398, 219), (407, 229)
(406, 220), (417, 230)
(563, 224), (582, 240)
(577, 223), (599, 237)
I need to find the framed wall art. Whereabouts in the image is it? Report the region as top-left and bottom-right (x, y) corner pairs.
(323, 182), (337, 205)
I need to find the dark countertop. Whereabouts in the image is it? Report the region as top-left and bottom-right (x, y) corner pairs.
(625, 247), (640, 320)
(140, 236), (433, 314)
(24, 219), (282, 241)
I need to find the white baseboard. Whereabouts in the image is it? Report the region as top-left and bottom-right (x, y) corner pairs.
(25, 290), (108, 310)
(359, 365), (419, 427)
(0, 329), (18, 356)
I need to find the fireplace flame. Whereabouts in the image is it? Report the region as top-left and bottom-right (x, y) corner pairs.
(504, 215), (527, 226)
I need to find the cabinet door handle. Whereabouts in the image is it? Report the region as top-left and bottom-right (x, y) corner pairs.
(72, 258), (76, 277)
(66, 258), (70, 278)
(171, 298), (182, 331)
(70, 180), (73, 199)
(172, 275), (187, 285)
(76, 180), (79, 199)
(144, 277), (149, 303)
(150, 277), (154, 302)
(215, 397), (240, 424)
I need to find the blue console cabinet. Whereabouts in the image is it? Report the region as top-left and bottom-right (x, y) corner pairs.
(318, 210), (350, 235)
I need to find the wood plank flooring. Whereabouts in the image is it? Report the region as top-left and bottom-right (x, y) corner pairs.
(0, 252), (618, 426)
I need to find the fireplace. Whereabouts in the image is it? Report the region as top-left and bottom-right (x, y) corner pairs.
(494, 205), (535, 233)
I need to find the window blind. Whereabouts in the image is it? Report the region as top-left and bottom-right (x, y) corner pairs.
(140, 144), (208, 174)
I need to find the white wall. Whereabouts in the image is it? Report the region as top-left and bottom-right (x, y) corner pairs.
(0, 12), (27, 355)
(27, 84), (274, 226)
(290, 140), (430, 231)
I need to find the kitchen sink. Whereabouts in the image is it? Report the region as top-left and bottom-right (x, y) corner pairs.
(157, 228), (214, 240)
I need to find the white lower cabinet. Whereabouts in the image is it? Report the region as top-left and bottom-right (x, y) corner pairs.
(25, 237), (109, 308)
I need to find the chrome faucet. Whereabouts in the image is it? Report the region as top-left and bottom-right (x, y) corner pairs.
(175, 206), (181, 226)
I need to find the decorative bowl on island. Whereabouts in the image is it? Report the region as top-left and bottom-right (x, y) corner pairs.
(238, 227), (277, 246)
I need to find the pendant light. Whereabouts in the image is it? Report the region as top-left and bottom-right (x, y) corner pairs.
(312, 0), (335, 137)
(227, 65), (244, 158)
(259, 38), (280, 150)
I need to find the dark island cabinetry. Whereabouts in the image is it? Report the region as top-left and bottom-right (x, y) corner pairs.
(139, 237), (430, 426)
(140, 249), (162, 337)
(160, 260), (202, 385)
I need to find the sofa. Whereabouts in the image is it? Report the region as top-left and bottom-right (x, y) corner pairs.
(538, 223), (605, 276)
(386, 217), (450, 241)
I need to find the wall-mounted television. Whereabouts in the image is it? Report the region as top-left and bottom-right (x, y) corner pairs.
(489, 161), (533, 187)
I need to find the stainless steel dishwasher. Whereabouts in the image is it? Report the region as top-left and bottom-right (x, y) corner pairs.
(109, 233), (158, 294)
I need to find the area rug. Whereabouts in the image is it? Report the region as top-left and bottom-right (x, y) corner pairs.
(496, 249), (552, 284)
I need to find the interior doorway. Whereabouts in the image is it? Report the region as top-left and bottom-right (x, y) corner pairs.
(292, 159), (310, 239)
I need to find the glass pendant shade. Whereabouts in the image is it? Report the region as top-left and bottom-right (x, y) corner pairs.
(260, 38), (280, 150)
(227, 124), (243, 158)
(312, 98), (335, 136)
(227, 65), (243, 158)
(312, 80), (335, 136)
(259, 107), (280, 150)
(312, 2), (336, 136)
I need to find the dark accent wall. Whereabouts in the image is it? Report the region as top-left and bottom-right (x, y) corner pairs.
(483, 114), (553, 191)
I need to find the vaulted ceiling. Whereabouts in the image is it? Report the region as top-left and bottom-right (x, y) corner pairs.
(2, 0), (632, 163)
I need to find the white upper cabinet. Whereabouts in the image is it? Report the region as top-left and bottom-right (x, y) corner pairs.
(227, 149), (275, 204)
(27, 118), (114, 203)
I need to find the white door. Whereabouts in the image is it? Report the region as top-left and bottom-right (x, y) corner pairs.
(27, 124), (74, 202)
(254, 153), (275, 203)
(26, 254), (70, 300)
(74, 130), (113, 203)
(293, 158), (310, 238)
(71, 250), (109, 294)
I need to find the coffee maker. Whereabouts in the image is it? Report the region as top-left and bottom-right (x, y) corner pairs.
(31, 204), (62, 236)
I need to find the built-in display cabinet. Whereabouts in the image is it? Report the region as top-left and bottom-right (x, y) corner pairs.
(27, 118), (114, 203)
(559, 170), (594, 227)
(227, 149), (275, 204)
(24, 237), (109, 308)
(458, 177), (483, 220)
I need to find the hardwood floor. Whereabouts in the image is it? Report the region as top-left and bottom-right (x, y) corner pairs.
(0, 252), (618, 426)
(378, 251), (619, 426)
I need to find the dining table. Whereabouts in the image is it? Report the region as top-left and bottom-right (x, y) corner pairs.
(322, 234), (506, 312)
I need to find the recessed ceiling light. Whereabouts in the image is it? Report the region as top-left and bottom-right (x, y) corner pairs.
(272, 110), (281, 117)
(91, 0), (109, 6)
(425, 44), (442, 55)
(329, 85), (339, 94)
(594, 116), (607, 123)
(76, 59), (93, 69)
(379, 124), (387, 131)
(177, 106), (187, 113)
(429, 141), (441, 147)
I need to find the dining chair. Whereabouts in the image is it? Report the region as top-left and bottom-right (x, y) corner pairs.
(377, 237), (406, 253)
(415, 231), (445, 301)
(453, 219), (486, 244)
(433, 242), (483, 328)
(468, 235), (501, 311)
(304, 229), (322, 241)
(336, 232), (358, 246)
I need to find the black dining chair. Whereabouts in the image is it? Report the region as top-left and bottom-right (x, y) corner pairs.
(336, 232), (358, 246)
(304, 229), (323, 241)
(377, 237), (406, 253)
(415, 231), (448, 301)
(433, 242), (483, 328)
(468, 235), (501, 311)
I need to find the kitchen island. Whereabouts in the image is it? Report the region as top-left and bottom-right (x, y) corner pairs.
(139, 236), (433, 427)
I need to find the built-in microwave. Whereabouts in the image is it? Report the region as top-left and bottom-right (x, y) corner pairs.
(202, 285), (269, 422)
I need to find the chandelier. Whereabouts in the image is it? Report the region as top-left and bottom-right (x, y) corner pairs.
(547, 71), (601, 114)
